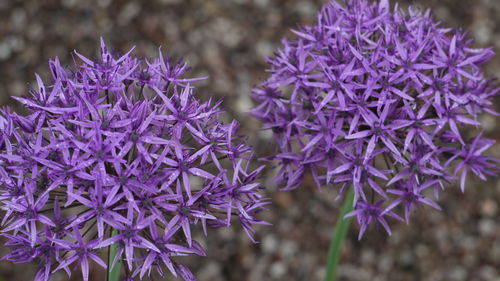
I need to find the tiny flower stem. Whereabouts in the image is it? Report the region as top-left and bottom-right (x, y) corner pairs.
(127, 145), (136, 164)
(108, 229), (122, 281)
(324, 188), (354, 281)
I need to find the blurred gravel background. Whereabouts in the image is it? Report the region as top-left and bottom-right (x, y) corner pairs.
(0, 0), (499, 280)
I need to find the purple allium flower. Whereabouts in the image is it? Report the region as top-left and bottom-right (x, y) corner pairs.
(0, 39), (269, 281)
(251, 0), (499, 238)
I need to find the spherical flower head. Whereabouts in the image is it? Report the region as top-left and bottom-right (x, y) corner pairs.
(251, 0), (499, 238)
(0, 38), (269, 281)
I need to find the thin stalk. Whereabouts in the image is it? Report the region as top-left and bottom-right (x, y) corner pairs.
(107, 229), (122, 281)
(324, 188), (355, 281)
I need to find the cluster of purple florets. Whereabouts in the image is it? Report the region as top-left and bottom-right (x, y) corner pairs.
(251, 0), (499, 238)
(0, 39), (268, 281)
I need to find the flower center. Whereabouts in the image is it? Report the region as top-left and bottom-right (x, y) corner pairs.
(179, 206), (190, 217)
(130, 131), (140, 142)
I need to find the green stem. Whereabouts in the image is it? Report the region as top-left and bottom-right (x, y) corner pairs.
(324, 188), (355, 281)
(108, 229), (122, 281)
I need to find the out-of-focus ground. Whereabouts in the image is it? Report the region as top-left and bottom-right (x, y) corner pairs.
(0, 0), (499, 280)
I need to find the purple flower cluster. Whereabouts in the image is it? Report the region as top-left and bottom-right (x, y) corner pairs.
(0, 39), (268, 281)
(251, 0), (499, 239)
